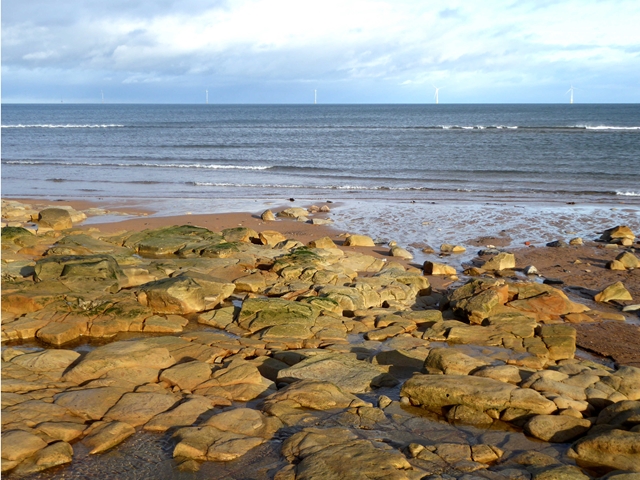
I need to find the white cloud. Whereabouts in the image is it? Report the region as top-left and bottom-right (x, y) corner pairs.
(3, 0), (640, 102)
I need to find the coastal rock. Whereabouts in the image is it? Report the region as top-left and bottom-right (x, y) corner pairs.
(279, 427), (413, 480)
(38, 208), (73, 230)
(390, 246), (413, 259)
(237, 297), (320, 333)
(568, 429), (640, 472)
(34, 254), (124, 293)
(259, 230), (287, 246)
(261, 209), (276, 221)
(137, 276), (205, 314)
(423, 261), (456, 276)
(480, 252), (516, 271)
(600, 226), (635, 245)
(104, 392), (180, 426)
(144, 397), (214, 432)
(221, 226), (257, 243)
(440, 243), (466, 253)
(276, 353), (398, 393)
(54, 387), (129, 421)
(11, 441), (73, 475)
(277, 207), (309, 219)
(424, 347), (489, 375)
(401, 374), (556, 417)
(594, 282), (633, 303)
(159, 361), (212, 391)
(83, 421), (136, 454)
(614, 252), (640, 270)
(62, 339), (176, 384)
(343, 234), (376, 247)
(1, 430), (48, 463)
(524, 414), (591, 443)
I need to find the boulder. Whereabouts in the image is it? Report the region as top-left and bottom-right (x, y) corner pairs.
(104, 392), (180, 426)
(277, 207), (309, 219)
(615, 252), (639, 270)
(308, 237), (337, 249)
(480, 252), (516, 271)
(343, 234), (376, 247)
(261, 209), (276, 221)
(144, 397), (215, 432)
(440, 244), (466, 253)
(423, 261), (456, 276)
(38, 208), (73, 230)
(1, 430), (47, 463)
(237, 297), (320, 333)
(159, 361), (212, 391)
(600, 226), (635, 245)
(54, 387), (129, 421)
(524, 414), (591, 442)
(568, 429), (640, 472)
(390, 246), (413, 259)
(594, 282), (633, 303)
(259, 230), (287, 246)
(424, 348), (490, 375)
(276, 353), (398, 393)
(137, 276), (205, 314)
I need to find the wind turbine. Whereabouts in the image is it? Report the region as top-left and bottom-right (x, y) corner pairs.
(566, 85), (575, 104)
(433, 85), (442, 104)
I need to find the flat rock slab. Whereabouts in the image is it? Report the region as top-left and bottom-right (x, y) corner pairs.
(83, 421), (136, 454)
(568, 429), (640, 472)
(104, 392), (180, 426)
(277, 353), (398, 393)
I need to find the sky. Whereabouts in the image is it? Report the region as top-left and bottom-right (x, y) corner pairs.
(2, 0), (640, 103)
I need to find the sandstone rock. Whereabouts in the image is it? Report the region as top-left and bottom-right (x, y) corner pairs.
(1, 430), (47, 463)
(35, 254), (124, 293)
(601, 226), (635, 245)
(608, 259), (627, 271)
(615, 252), (640, 269)
(54, 387), (129, 421)
(308, 236), (337, 249)
(343, 234), (375, 247)
(144, 397), (215, 432)
(11, 441), (73, 475)
(159, 361), (212, 391)
(143, 314), (187, 333)
(594, 282), (633, 303)
(105, 392), (180, 426)
(277, 207), (309, 219)
(137, 276), (205, 314)
(568, 429), (640, 472)
(424, 348), (489, 375)
(38, 208), (72, 230)
(261, 209), (276, 221)
(276, 353), (398, 393)
(237, 297), (320, 333)
(221, 226), (257, 243)
(523, 265), (539, 275)
(440, 244), (466, 253)
(35, 422), (86, 443)
(83, 421), (135, 454)
(401, 374), (555, 417)
(390, 246), (413, 259)
(524, 414), (591, 442)
(259, 230), (287, 246)
(423, 261), (456, 276)
(63, 339), (176, 384)
(480, 252), (516, 271)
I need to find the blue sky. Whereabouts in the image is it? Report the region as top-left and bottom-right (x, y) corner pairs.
(2, 0), (639, 103)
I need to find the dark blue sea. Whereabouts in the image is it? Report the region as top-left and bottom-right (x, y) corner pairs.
(2, 104), (639, 250)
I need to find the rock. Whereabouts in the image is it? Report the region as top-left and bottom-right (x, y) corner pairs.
(63, 339), (176, 384)
(83, 421), (136, 454)
(568, 429), (640, 472)
(259, 230), (287, 246)
(424, 348), (489, 375)
(105, 392), (180, 426)
(159, 361), (212, 391)
(12, 441), (74, 475)
(221, 226), (257, 243)
(34, 254), (124, 293)
(524, 414), (591, 442)
(261, 209), (276, 221)
(308, 237), (336, 249)
(532, 465), (590, 480)
(569, 237), (584, 246)
(144, 397), (215, 432)
(596, 400), (640, 428)
(601, 226), (635, 245)
(277, 207), (309, 219)
(547, 240), (568, 248)
(35, 422), (86, 443)
(54, 387), (129, 421)
(615, 252), (640, 270)
(237, 297), (320, 333)
(441, 244), (466, 253)
(423, 261), (456, 275)
(480, 252), (516, 271)
(523, 265), (539, 275)
(401, 374), (556, 417)
(137, 276), (205, 314)
(276, 353), (398, 393)
(262, 380), (370, 419)
(279, 427), (413, 479)
(594, 282), (633, 303)
(608, 260), (627, 271)
(343, 234), (376, 247)
(1, 430), (48, 463)
(143, 314), (187, 333)
(390, 246), (413, 259)
(38, 208), (73, 230)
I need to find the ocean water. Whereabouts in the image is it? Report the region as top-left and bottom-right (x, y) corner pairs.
(2, 104), (640, 255)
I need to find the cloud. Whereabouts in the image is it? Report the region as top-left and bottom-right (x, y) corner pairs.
(2, 0), (640, 102)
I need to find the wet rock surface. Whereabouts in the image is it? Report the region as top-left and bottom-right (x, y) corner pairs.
(2, 213), (640, 478)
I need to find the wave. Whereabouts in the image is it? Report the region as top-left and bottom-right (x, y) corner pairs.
(193, 182), (479, 192)
(584, 126), (640, 131)
(1, 124), (125, 128)
(617, 191), (640, 196)
(2, 160), (271, 170)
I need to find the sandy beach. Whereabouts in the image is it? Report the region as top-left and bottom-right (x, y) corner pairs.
(2, 196), (640, 478)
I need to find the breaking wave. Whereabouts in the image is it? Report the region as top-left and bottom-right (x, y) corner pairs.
(1, 124), (125, 128)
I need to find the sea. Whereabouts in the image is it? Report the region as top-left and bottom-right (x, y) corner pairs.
(2, 104), (640, 258)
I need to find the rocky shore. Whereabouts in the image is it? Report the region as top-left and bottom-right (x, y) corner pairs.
(2, 199), (639, 479)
